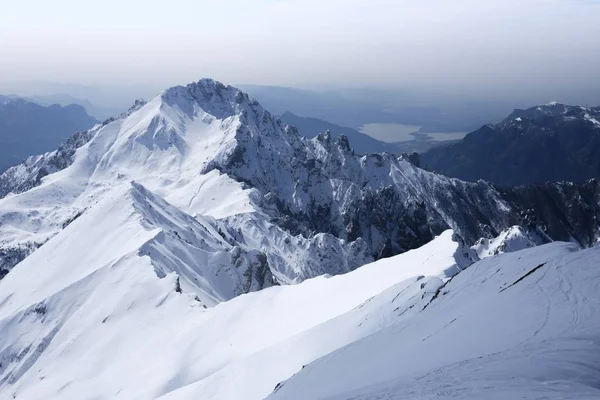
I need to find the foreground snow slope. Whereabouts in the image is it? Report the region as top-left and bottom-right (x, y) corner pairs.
(0, 228), (463, 399)
(269, 242), (600, 400)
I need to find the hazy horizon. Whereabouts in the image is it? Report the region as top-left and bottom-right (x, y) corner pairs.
(2, 0), (600, 106)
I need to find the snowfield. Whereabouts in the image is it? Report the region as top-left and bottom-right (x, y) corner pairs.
(0, 79), (599, 399)
(269, 243), (600, 400)
(1, 228), (464, 399)
(1, 220), (599, 399)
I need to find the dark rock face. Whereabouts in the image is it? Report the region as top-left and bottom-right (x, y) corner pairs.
(421, 104), (600, 187)
(0, 243), (41, 279)
(499, 179), (600, 246)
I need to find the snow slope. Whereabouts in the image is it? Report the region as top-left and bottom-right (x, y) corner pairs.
(268, 242), (600, 400)
(0, 229), (464, 399)
(471, 225), (538, 259)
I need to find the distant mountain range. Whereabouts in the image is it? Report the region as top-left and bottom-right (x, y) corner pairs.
(23, 93), (123, 120)
(238, 84), (511, 133)
(2, 80), (598, 280)
(279, 111), (457, 155)
(421, 103), (600, 186)
(0, 96), (98, 172)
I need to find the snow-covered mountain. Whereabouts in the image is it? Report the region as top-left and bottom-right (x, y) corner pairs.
(2, 227), (599, 399)
(1, 79), (598, 280)
(422, 103), (600, 186)
(0, 79), (599, 399)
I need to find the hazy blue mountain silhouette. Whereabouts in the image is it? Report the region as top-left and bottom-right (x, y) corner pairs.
(0, 97), (98, 172)
(421, 103), (600, 186)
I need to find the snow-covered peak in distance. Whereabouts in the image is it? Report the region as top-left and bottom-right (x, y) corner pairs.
(161, 78), (263, 120)
(0, 78), (368, 283)
(502, 102), (600, 129)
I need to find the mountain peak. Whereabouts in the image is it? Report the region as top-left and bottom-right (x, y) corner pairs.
(160, 78), (257, 120)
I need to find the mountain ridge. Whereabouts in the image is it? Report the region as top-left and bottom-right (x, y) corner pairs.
(0, 78), (599, 399)
(422, 103), (600, 186)
(0, 97), (98, 173)
(1, 79), (598, 283)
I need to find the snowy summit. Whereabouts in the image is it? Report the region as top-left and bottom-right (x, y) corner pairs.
(0, 79), (599, 400)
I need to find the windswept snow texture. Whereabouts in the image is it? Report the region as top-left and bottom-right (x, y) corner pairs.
(268, 243), (600, 400)
(0, 231), (463, 399)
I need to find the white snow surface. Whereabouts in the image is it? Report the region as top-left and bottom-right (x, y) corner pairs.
(585, 113), (600, 128)
(471, 225), (537, 259)
(0, 229), (462, 399)
(269, 242), (600, 400)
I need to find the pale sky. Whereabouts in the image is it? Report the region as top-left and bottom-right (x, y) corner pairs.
(1, 0), (600, 99)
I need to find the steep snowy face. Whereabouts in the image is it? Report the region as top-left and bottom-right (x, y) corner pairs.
(0, 100), (146, 199)
(185, 94), (519, 255)
(0, 181), (271, 313)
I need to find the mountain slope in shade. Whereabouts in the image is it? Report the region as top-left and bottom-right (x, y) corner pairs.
(0, 97), (98, 173)
(421, 103), (600, 186)
(268, 242), (600, 400)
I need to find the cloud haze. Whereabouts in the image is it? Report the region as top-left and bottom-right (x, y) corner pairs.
(1, 0), (599, 103)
